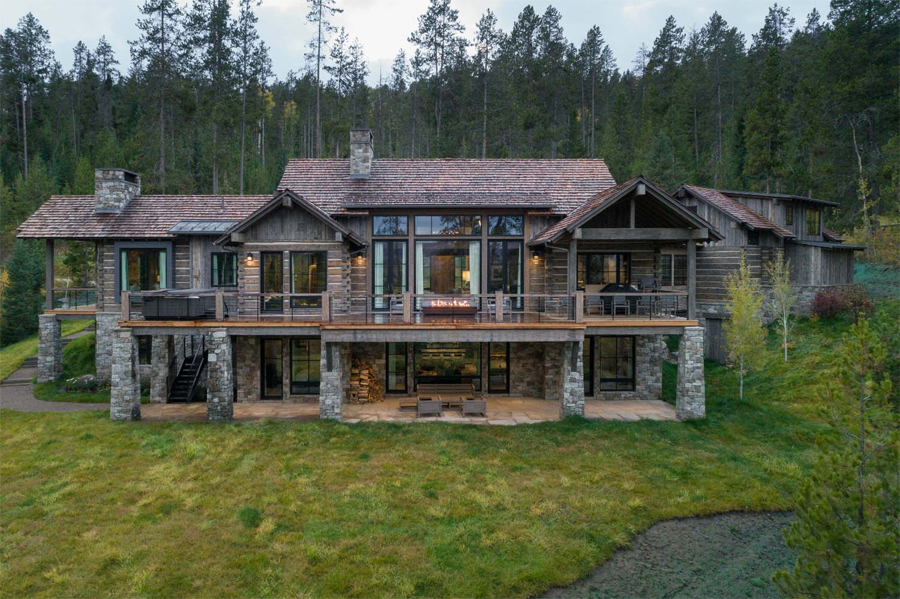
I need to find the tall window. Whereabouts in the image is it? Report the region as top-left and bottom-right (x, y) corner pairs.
(290, 251), (327, 307)
(784, 206), (794, 226)
(373, 216), (408, 236)
(583, 338), (594, 396)
(211, 253), (237, 287)
(488, 342), (509, 393)
(598, 336), (634, 391)
(290, 338), (321, 394)
(488, 241), (522, 295)
(120, 248), (167, 292)
(577, 254), (630, 289)
(374, 240), (407, 308)
(414, 343), (481, 390)
(660, 254), (687, 287)
(416, 240), (479, 295)
(261, 252), (283, 312)
(386, 342), (407, 393)
(261, 339), (283, 398)
(806, 209), (820, 236)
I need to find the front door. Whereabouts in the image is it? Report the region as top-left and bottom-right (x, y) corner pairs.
(261, 252), (284, 312)
(261, 339), (283, 399)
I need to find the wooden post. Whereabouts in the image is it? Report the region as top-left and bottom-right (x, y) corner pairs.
(45, 239), (54, 311)
(687, 241), (697, 320)
(321, 292), (331, 322)
(575, 291), (584, 323)
(215, 290), (224, 321)
(121, 291), (130, 320)
(402, 292), (412, 323)
(629, 198), (636, 228)
(495, 291), (504, 322)
(567, 237), (578, 296)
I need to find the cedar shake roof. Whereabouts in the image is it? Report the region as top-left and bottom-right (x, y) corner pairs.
(823, 227), (845, 242)
(16, 195), (271, 239)
(277, 159), (617, 215)
(680, 185), (796, 239)
(529, 177), (722, 245)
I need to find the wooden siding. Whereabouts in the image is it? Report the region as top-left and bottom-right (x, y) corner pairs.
(695, 246), (776, 302)
(785, 243), (854, 285)
(243, 203), (337, 242)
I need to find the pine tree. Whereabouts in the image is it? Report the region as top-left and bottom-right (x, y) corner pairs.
(94, 36), (118, 129)
(474, 10), (502, 159)
(723, 252), (767, 399)
(305, 0), (342, 159)
(0, 240), (44, 346)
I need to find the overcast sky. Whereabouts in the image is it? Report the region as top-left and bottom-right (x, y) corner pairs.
(1, 0), (833, 84)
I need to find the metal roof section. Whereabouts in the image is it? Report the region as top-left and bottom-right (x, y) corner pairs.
(168, 220), (241, 234)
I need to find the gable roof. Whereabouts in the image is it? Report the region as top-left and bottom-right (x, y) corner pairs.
(17, 195), (272, 239)
(277, 159), (617, 215)
(214, 190), (366, 247)
(529, 177), (723, 246)
(679, 185), (796, 239)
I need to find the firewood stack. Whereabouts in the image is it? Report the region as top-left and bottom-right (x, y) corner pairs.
(349, 359), (384, 403)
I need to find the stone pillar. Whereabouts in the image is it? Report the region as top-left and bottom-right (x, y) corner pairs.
(110, 328), (140, 421)
(676, 326), (706, 420)
(149, 335), (171, 403)
(94, 312), (120, 381)
(560, 340), (585, 417)
(37, 314), (62, 382)
(636, 335), (665, 400)
(319, 341), (348, 420)
(235, 337), (261, 402)
(206, 329), (234, 421)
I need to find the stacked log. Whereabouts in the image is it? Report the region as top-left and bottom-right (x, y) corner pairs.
(349, 359), (384, 403)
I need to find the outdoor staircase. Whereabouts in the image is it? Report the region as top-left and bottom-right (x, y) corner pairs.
(166, 336), (207, 403)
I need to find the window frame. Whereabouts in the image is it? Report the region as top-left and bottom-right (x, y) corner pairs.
(290, 338), (321, 395)
(488, 342), (510, 393)
(806, 209), (821, 236)
(583, 337), (594, 396)
(414, 215), (482, 236)
(115, 241), (173, 294)
(597, 336), (635, 392)
(210, 252), (237, 287)
(289, 251), (327, 308)
(373, 215), (408, 237)
(576, 253), (631, 290)
(660, 252), (687, 287)
(487, 215), (524, 236)
(784, 205), (794, 227)
(385, 342), (408, 393)
(373, 239), (407, 309)
(260, 251), (284, 313)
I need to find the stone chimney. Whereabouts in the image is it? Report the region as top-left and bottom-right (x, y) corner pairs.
(349, 129), (374, 178)
(95, 168), (141, 213)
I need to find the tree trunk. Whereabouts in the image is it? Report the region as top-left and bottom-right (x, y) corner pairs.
(240, 86), (247, 195)
(315, 3), (323, 158)
(482, 77), (488, 159)
(22, 92), (28, 179)
(212, 122), (219, 194)
(590, 69), (596, 157)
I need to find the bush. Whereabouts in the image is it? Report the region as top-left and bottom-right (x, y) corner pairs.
(811, 285), (874, 319)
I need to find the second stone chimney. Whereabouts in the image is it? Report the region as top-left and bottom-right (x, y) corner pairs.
(349, 129), (374, 178)
(95, 168), (141, 213)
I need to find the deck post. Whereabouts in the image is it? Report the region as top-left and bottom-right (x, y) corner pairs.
(45, 239), (54, 311)
(37, 314), (62, 382)
(215, 290), (224, 321)
(149, 335), (172, 403)
(574, 291), (584, 323)
(559, 340), (585, 417)
(403, 292), (412, 323)
(320, 342), (348, 420)
(687, 241), (697, 319)
(567, 238), (578, 295)
(495, 291), (504, 322)
(321, 292), (331, 322)
(121, 291), (130, 320)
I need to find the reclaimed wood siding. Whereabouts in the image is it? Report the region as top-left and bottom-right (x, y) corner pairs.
(244, 204), (336, 241)
(785, 244), (854, 285)
(696, 246), (776, 301)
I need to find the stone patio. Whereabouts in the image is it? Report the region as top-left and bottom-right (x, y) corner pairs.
(139, 397), (676, 424)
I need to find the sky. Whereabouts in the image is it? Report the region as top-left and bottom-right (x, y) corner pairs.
(1, 0), (833, 84)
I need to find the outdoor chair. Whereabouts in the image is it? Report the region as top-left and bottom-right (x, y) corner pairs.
(416, 396), (442, 417)
(639, 276), (657, 291)
(612, 295), (631, 315)
(655, 295), (678, 318)
(462, 397), (487, 417)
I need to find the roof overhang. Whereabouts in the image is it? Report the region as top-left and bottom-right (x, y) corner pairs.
(790, 240), (865, 251)
(169, 220), (240, 235)
(214, 190), (367, 247)
(716, 189), (840, 207)
(676, 185), (796, 239)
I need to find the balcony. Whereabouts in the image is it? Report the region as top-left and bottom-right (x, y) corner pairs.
(121, 290), (692, 327)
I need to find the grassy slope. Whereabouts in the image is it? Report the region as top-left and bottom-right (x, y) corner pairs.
(32, 333), (112, 403)
(0, 305), (892, 598)
(0, 320), (94, 382)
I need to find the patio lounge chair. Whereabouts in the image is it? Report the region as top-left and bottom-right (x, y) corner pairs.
(416, 396), (442, 417)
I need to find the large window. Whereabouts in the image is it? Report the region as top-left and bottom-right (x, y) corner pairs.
(373, 216), (408, 236)
(416, 240), (480, 295)
(583, 338), (594, 396)
(415, 215), (481, 236)
(806, 209), (820, 236)
(414, 343), (481, 390)
(488, 342), (509, 393)
(290, 251), (327, 308)
(261, 339), (283, 398)
(488, 241), (522, 295)
(120, 248), (168, 292)
(386, 342), (407, 393)
(290, 338), (321, 394)
(211, 253), (237, 287)
(598, 336), (634, 391)
(261, 252), (283, 312)
(374, 240), (407, 308)
(577, 253), (630, 289)
(488, 216), (523, 236)
(660, 253), (687, 287)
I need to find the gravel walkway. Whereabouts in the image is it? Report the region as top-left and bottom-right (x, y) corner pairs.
(0, 328), (107, 413)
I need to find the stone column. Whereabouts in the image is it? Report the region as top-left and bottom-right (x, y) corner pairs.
(560, 340), (585, 418)
(676, 326), (706, 420)
(37, 314), (62, 382)
(149, 335), (171, 403)
(110, 328), (140, 421)
(319, 341), (348, 420)
(206, 329), (234, 421)
(94, 312), (120, 381)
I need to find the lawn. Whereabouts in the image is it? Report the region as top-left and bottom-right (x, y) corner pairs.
(0, 304), (894, 598)
(0, 320), (94, 382)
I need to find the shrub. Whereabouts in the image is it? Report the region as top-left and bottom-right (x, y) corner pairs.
(811, 285), (873, 319)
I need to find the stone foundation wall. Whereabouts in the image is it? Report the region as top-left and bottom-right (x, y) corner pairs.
(206, 330), (233, 421)
(319, 342), (348, 420)
(235, 337), (260, 402)
(676, 326), (705, 420)
(510, 343), (545, 397)
(149, 335), (171, 403)
(543, 342), (563, 403)
(560, 340), (585, 417)
(110, 328), (140, 421)
(95, 312), (120, 381)
(37, 314), (62, 383)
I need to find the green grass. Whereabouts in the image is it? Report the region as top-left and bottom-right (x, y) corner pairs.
(0, 304), (894, 598)
(0, 320), (94, 382)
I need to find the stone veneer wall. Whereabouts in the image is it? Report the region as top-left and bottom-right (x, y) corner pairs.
(110, 328), (141, 421)
(235, 336), (261, 402)
(319, 342), (348, 420)
(95, 312), (120, 381)
(676, 326), (705, 420)
(510, 342), (545, 397)
(560, 340), (585, 417)
(149, 335), (172, 403)
(543, 342), (563, 403)
(205, 329), (233, 421)
(588, 335), (664, 401)
(37, 314), (62, 383)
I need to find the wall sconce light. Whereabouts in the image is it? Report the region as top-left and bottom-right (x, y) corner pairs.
(531, 251), (540, 261)
(244, 252), (255, 265)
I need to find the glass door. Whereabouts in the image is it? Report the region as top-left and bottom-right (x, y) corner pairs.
(488, 241), (522, 309)
(261, 252), (284, 312)
(488, 342), (509, 393)
(386, 342), (407, 393)
(261, 339), (283, 399)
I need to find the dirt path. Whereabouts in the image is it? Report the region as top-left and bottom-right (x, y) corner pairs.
(539, 511), (795, 599)
(0, 327), (107, 413)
